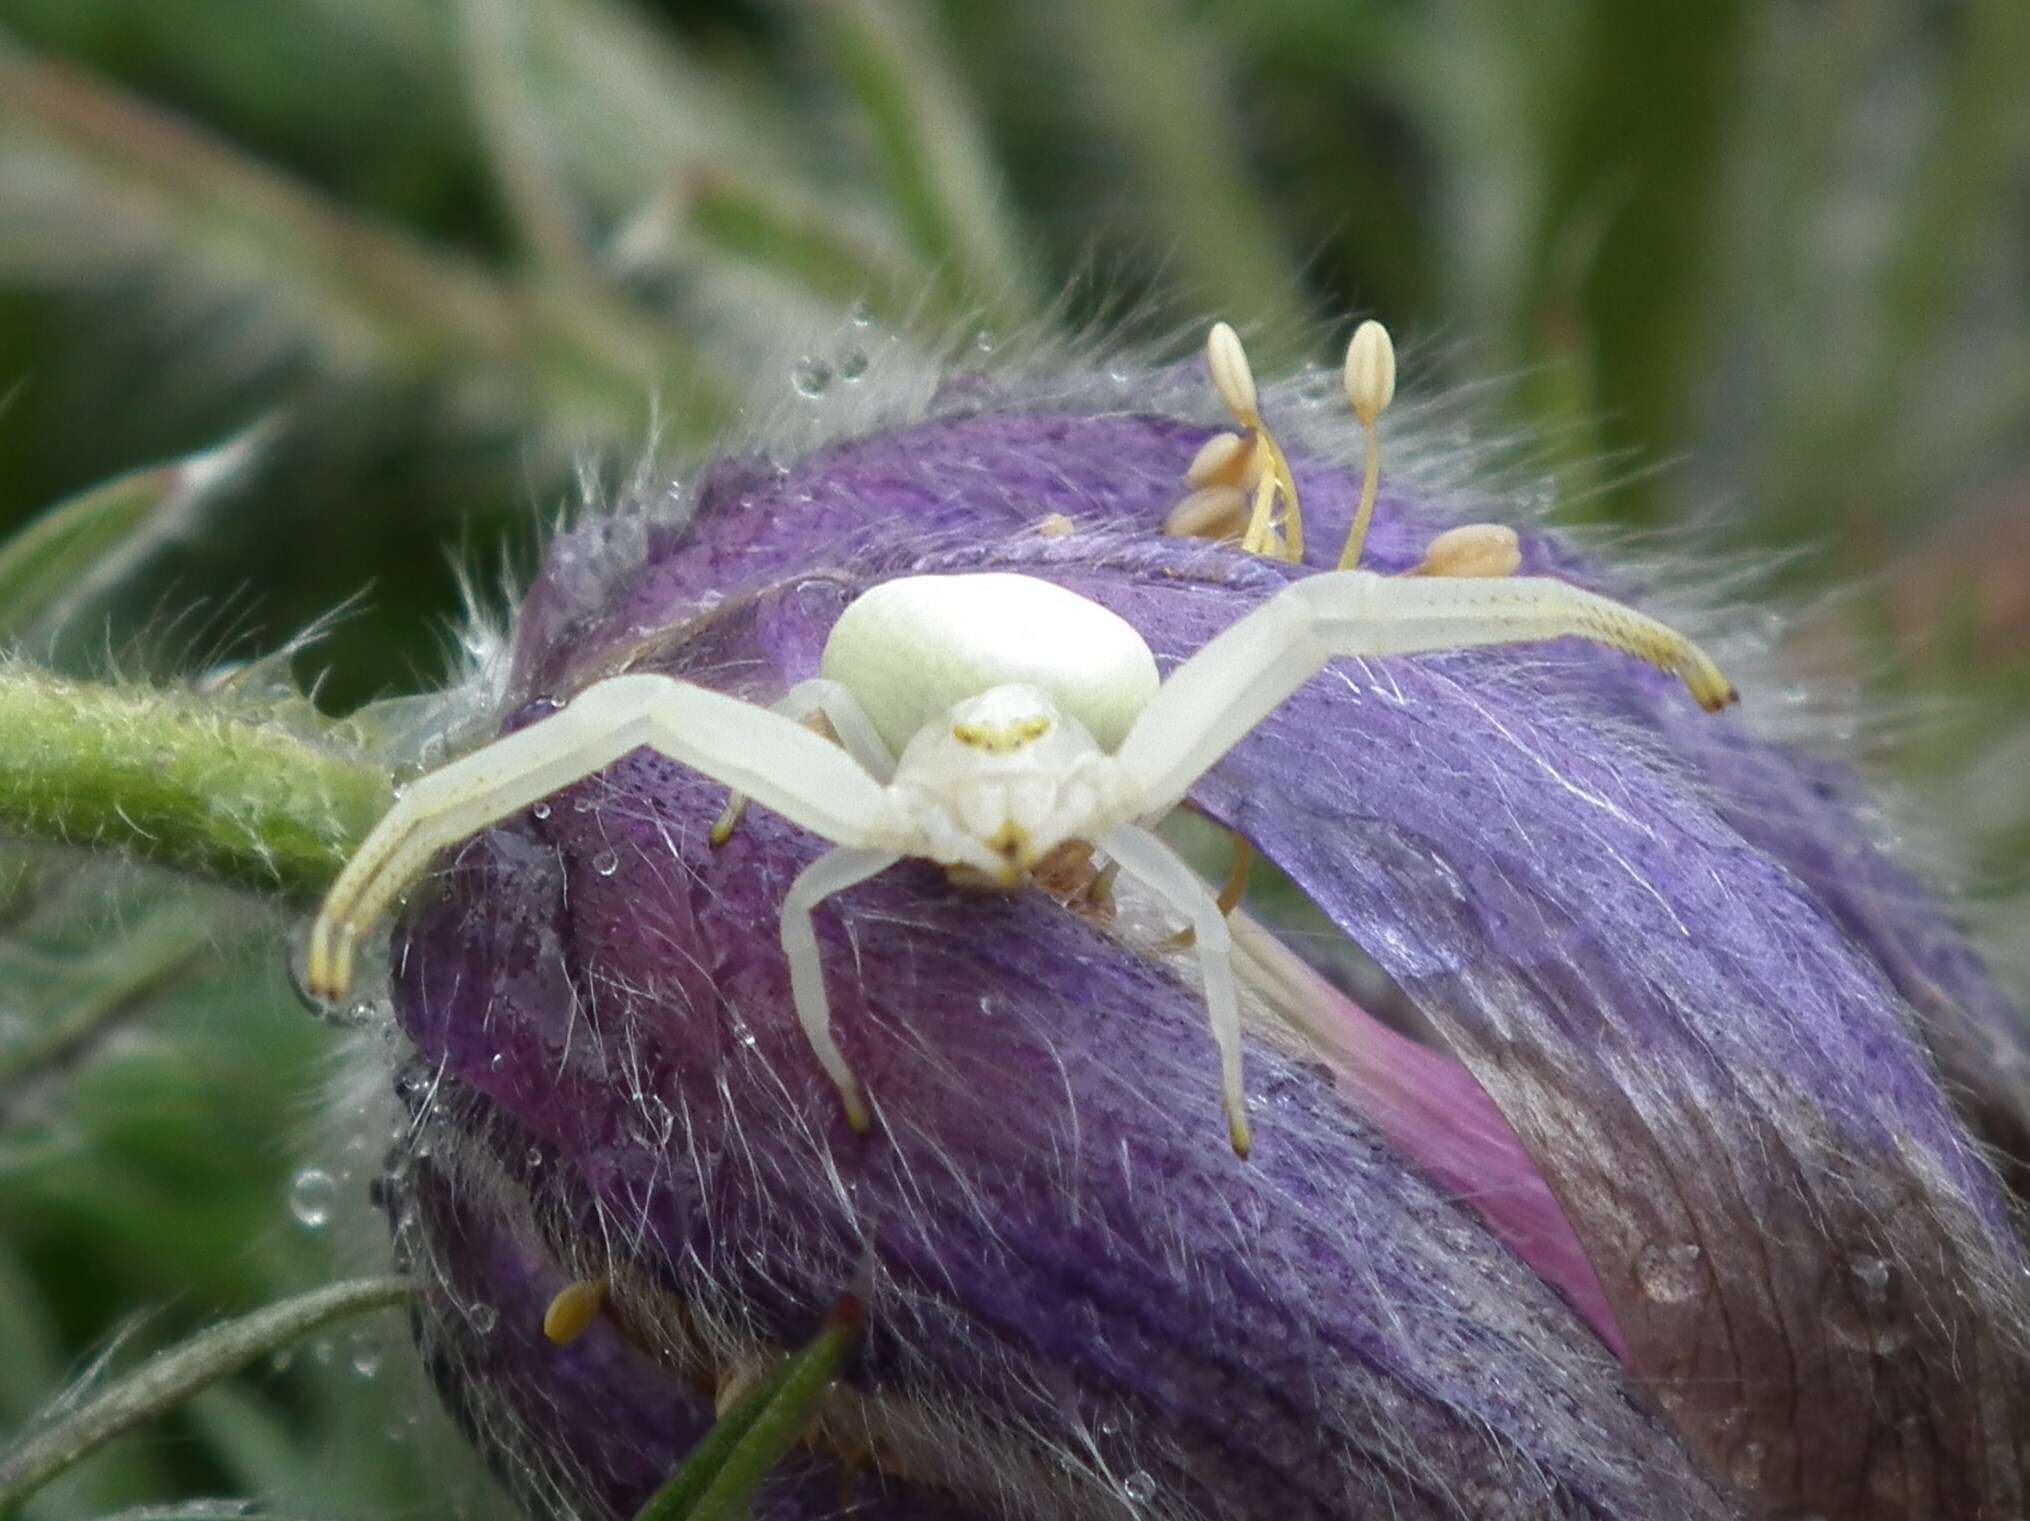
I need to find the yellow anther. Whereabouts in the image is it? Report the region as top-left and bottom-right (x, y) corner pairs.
(1407, 523), (1522, 579)
(1205, 322), (1260, 426)
(1185, 431), (1253, 489)
(1201, 323), (1304, 563)
(1163, 485), (1248, 542)
(542, 1278), (606, 1346)
(1343, 319), (1396, 428)
(1335, 319), (1397, 572)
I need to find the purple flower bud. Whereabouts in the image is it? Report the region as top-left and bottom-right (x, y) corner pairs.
(385, 371), (2028, 1520)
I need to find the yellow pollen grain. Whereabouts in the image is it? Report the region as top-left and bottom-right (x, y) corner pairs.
(542, 1278), (606, 1346)
(1036, 513), (1076, 538)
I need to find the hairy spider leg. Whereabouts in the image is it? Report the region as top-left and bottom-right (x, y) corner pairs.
(1098, 823), (1251, 1158)
(780, 845), (903, 1132)
(1115, 569), (1736, 817)
(305, 672), (905, 1001)
(712, 678), (898, 846)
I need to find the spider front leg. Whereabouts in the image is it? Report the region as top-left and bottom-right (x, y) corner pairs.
(711, 678), (896, 846)
(1114, 569), (1736, 814)
(1098, 822), (1251, 1159)
(305, 672), (906, 1001)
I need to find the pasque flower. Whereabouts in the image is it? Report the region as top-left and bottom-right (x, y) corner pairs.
(378, 337), (2030, 1520)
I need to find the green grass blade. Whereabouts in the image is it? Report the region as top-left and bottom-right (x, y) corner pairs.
(632, 1291), (863, 1521)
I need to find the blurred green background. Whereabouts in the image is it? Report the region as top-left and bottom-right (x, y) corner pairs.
(0, 1), (2025, 1516)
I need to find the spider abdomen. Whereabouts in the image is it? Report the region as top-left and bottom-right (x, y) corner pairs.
(820, 573), (1160, 753)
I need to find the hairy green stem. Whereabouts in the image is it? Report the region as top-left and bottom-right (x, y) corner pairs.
(0, 1277), (416, 1513)
(0, 669), (392, 904)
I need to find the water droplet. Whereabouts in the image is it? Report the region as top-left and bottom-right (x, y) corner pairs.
(526, 1146), (544, 1169)
(791, 357), (834, 397)
(312, 1337), (335, 1366)
(1121, 1471), (1156, 1505)
(1850, 1255), (1890, 1306)
(849, 297), (875, 326)
(489, 1051), (506, 1072)
(837, 347), (869, 381)
(530, 801), (551, 821)
(1634, 1241), (1703, 1303)
(973, 328), (998, 355)
(1096, 1412), (1122, 1437)
(349, 1332), (384, 1378)
(572, 797), (592, 813)
(289, 1168), (337, 1229)
(468, 1303), (498, 1335)
(592, 849), (620, 877)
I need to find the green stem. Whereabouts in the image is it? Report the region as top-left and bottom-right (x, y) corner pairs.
(0, 668), (392, 904)
(0, 1277), (416, 1513)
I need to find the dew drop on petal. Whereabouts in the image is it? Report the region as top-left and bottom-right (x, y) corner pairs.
(592, 849), (620, 877)
(289, 1168), (336, 1229)
(792, 357), (834, 398)
(469, 1303), (498, 1335)
(349, 1331), (384, 1378)
(849, 297), (875, 326)
(1122, 1471), (1157, 1505)
(530, 801), (551, 821)
(838, 348), (869, 381)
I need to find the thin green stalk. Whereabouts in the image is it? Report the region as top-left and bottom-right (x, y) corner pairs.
(0, 45), (722, 439)
(815, 0), (1038, 327)
(633, 1292), (863, 1521)
(1037, 0), (1307, 337)
(0, 668), (392, 904)
(457, 0), (600, 288)
(685, 169), (938, 326)
(0, 910), (210, 1108)
(0, 1277), (416, 1513)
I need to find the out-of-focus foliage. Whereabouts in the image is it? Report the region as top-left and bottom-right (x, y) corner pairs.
(0, 1), (2024, 1517)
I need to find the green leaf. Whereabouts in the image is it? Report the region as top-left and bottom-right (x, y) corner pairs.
(0, 428), (267, 647)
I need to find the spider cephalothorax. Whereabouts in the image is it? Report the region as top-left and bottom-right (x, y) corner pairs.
(306, 322), (1735, 1158)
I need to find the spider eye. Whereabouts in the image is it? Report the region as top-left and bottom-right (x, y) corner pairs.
(951, 714), (1052, 753)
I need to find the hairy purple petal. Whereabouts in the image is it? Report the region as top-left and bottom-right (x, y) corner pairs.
(396, 577), (1740, 1520)
(435, 396), (2029, 1519)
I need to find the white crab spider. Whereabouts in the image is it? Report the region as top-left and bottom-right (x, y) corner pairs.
(306, 566), (1734, 1158)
